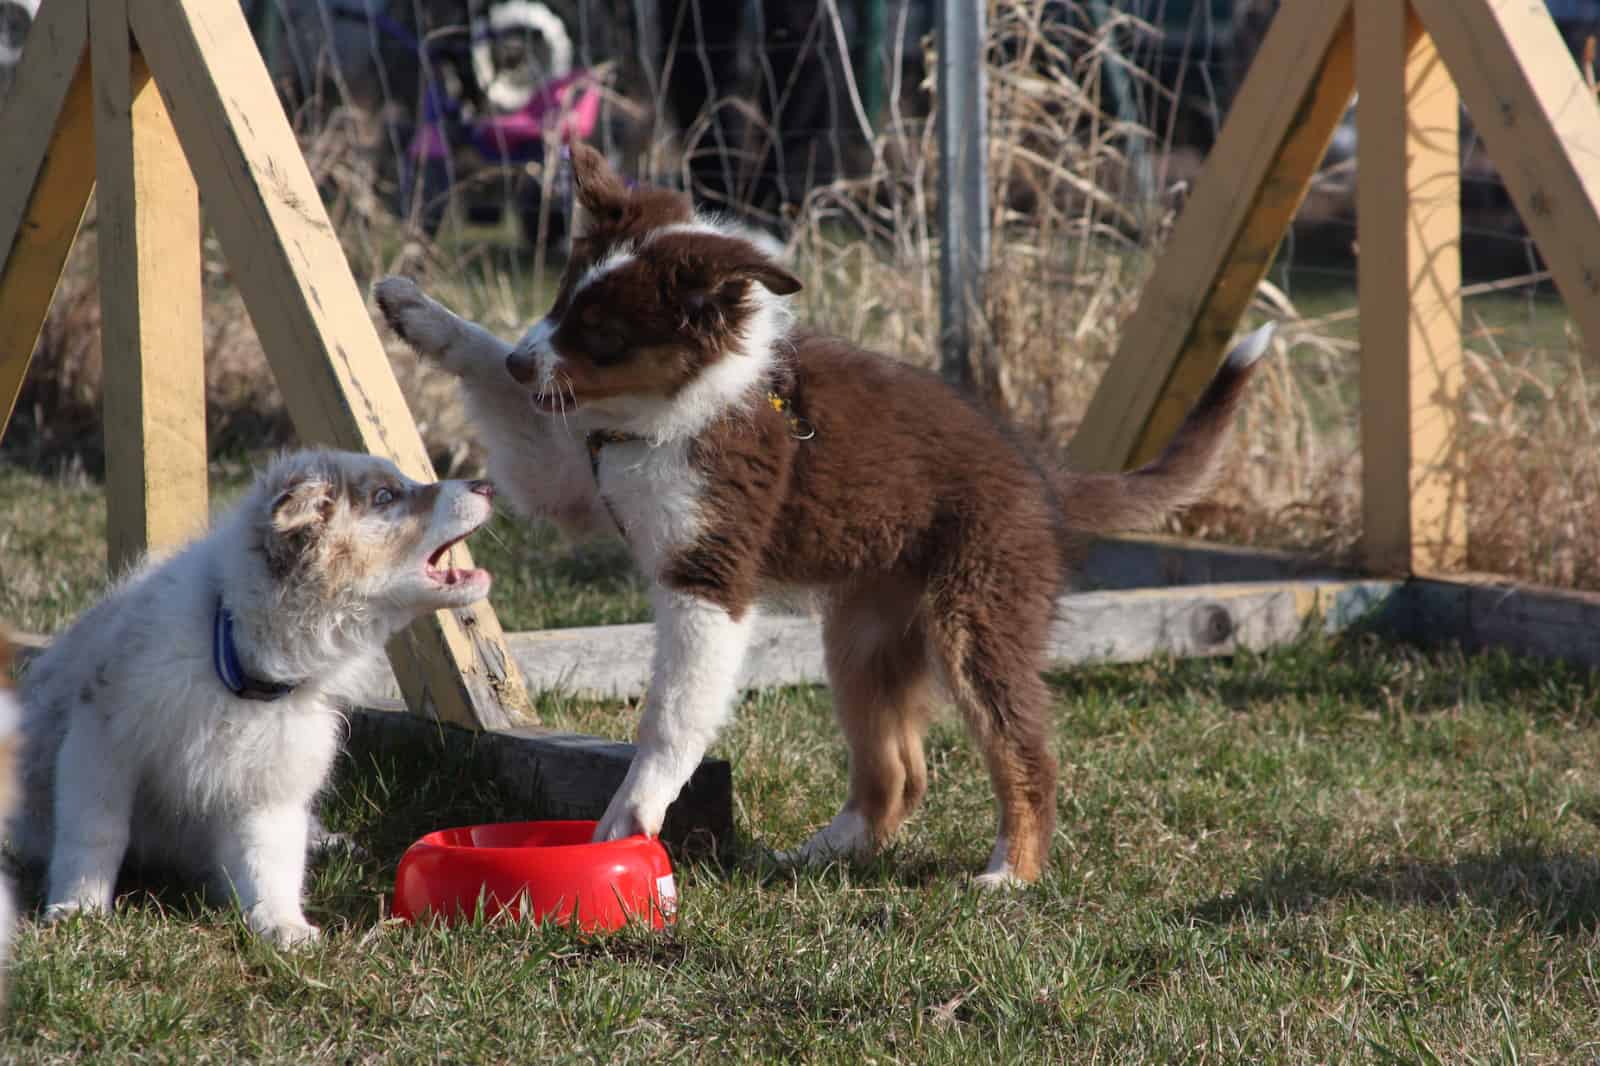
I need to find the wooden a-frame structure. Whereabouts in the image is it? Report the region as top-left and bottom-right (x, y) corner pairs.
(1069, 0), (1600, 579)
(0, 0), (530, 731)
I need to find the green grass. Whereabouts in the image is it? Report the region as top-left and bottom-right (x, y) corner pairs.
(8, 460), (1600, 1062)
(7, 637), (1600, 1062)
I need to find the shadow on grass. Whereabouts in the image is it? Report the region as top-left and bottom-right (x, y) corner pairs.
(1181, 843), (1600, 934)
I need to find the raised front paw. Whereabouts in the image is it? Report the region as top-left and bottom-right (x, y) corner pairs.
(373, 276), (457, 361)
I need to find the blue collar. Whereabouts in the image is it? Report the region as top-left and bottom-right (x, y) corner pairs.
(213, 598), (298, 702)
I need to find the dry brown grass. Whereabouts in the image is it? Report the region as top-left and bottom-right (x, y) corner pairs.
(789, 0), (1600, 590)
(11, 0), (1600, 592)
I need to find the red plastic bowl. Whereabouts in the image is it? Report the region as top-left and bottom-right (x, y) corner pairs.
(392, 820), (676, 930)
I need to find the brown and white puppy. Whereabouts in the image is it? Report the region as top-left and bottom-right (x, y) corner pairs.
(11, 451), (495, 943)
(376, 145), (1272, 885)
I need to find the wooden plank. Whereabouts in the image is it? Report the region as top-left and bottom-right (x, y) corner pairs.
(421, 581), (1394, 700)
(341, 710), (733, 853)
(94, 12), (209, 572)
(1411, 0), (1600, 357)
(125, 0), (529, 731)
(1356, 2), (1465, 574)
(1402, 576), (1600, 673)
(1079, 533), (1355, 590)
(0, 0), (92, 440)
(1067, 0), (1356, 473)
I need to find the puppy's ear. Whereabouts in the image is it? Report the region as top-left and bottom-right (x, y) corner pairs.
(731, 261), (802, 296)
(570, 144), (628, 228)
(264, 473), (336, 573)
(684, 249), (803, 318)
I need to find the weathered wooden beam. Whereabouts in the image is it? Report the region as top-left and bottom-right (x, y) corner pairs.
(341, 710), (733, 853)
(1398, 576), (1600, 673)
(1356, 2), (1465, 574)
(0, 0), (93, 440)
(1067, 0), (1355, 473)
(1079, 533), (1355, 590)
(480, 581), (1400, 699)
(1412, 0), (1600, 358)
(94, 10), (209, 572)
(124, 0), (529, 731)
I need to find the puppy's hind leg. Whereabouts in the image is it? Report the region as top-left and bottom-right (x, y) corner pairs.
(214, 804), (319, 948)
(373, 276), (514, 381)
(45, 720), (136, 921)
(928, 580), (1059, 888)
(783, 587), (934, 866)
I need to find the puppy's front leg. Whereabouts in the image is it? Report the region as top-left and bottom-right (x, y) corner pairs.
(45, 721), (136, 921)
(594, 591), (755, 841)
(214, 804), (318, 947)
(374, 276), (514, 382)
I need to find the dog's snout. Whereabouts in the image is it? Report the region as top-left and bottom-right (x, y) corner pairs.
(468, 480), (496, 500)
(506, 349), (537, 384)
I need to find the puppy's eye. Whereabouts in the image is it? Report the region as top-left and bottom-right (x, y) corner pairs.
(372, 487), (399, 506)
(588, 328), (627, 365)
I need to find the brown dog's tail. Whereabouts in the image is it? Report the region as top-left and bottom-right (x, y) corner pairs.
(1061, 324), (1274, 534)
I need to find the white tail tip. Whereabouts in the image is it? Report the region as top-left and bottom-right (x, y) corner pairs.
(1225, 322), (1277, 371)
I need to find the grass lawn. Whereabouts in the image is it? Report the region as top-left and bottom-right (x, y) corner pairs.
(5, 465), (1600, 1061)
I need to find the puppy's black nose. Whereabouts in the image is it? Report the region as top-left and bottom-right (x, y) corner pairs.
(506, 350), (537, 384)
(468, 480), (496, 500)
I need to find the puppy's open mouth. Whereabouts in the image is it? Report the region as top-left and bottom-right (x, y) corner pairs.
(425, 534), (489, 587)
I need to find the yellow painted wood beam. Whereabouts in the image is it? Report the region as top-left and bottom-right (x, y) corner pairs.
(95, 1), (209, 571)
(0, 0), (93, 440)
(1356, 1), (1465, 574)
(1068, 0), (1355, 473)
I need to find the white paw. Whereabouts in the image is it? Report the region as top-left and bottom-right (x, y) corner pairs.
(373, 276), (457, 361)
(972, 869), (1028, 891)
(258, 917), (321, 949)
(246, 901), (321, 947)
(42, 899), (105, 924)
(593, 790), (667, 843)
(777, 810), (875, 867)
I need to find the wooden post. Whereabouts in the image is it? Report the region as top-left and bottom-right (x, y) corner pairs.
(0, 0), (94, 436)
(1411, 0), (1600, 359)
(1356, 2), (1464, 574)
(94, 2), (209, 571)
(123, 0), (530, 729)
(1068, 0), (1355, 473)
(0, 0), (532, 730)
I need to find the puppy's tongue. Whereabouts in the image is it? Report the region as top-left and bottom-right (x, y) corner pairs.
(426, 537), (488, 586)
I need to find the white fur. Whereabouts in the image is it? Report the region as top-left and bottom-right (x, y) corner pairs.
(593, 590), (756, 841)
(377, 278), (612, 538)
(778, 809), (874, 866)
(974, 837), (1024, 890)
(1226, 323), (1276, 370)
(596, 437), (706, 575)
(12, 451), (494, 946)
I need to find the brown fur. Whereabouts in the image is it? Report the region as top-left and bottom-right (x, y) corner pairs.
(516, 151), (1265, 881)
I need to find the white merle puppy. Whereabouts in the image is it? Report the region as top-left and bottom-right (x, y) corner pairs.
(11, 450), (495, 946)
